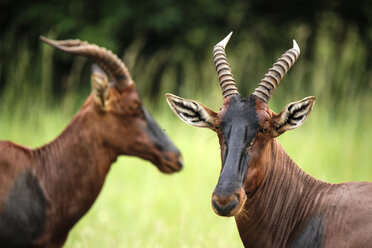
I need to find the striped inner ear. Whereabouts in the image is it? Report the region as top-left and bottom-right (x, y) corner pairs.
(166, 94), (216, 128)
(275, 96), (315, 132)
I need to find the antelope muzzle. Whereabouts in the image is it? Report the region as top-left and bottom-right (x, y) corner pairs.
(212, 182), (246, 217)
(143, 107), (183, 173)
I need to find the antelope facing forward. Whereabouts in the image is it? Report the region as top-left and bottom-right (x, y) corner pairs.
(0, 37), (183, 248)
(166, 32), (372, 247)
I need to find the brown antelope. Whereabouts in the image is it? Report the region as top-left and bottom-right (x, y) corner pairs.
(166, 32), (372, 247)
(0, 37), (183, 248)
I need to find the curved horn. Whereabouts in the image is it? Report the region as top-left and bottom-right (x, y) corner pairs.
(253, 40), (300, 103)
(40, 36), (133, 88)
(213, 32), (239, 99)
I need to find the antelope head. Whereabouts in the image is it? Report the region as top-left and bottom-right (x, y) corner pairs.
(166, 32), (315, 216)
(41, 37), (183, 174)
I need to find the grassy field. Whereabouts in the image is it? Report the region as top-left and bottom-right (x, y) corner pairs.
(1, 92), (372, 247)
(1, 24), (372, 247)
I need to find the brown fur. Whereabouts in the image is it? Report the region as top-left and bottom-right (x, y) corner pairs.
(167, 91), (372, 247)
(222, 98), (372, 247)
(0, 84), (182, 248)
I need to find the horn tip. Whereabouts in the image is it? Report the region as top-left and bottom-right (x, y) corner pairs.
(39, 35), (50, 43)
(292, 40), (300, 53)
(39, 36), (56, 47)
(165, 93), (175, 99)
(217, 31), (233, 49)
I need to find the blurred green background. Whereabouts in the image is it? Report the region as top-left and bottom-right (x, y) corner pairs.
(1, 0), (372, 247)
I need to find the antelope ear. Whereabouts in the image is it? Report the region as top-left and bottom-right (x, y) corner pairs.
(91, 64), (110, 108)
(271, 96), (315, 137)
(165, 93), (217, 128)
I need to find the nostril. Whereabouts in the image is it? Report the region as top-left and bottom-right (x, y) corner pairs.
(235, 192), (241, 201)
(177, 158), (183, 168)
(212, 196), (240, 216)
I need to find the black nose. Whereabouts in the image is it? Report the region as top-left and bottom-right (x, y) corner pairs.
(212, 195), (239, 216)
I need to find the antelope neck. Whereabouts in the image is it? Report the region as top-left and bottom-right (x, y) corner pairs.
(31, 108), (117, 234)
(237, 139), (330, 247)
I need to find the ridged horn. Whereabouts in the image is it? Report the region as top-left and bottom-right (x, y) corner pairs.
(253, 40), (300, 103)
(213, 32), (239, 99)
(40, 36), (133, 88)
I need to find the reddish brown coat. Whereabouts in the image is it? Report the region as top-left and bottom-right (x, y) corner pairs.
(166, 33), (372, 247)
(0, 39), (182, 248)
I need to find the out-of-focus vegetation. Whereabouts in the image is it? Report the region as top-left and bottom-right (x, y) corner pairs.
(1, 0), (372, 247)
(2, 0), (372, 106)
(1, 106), (372, 247)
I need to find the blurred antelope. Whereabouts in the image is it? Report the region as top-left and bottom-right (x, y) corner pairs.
(0, 37), (183, 248)
(166, 32), (372, 247)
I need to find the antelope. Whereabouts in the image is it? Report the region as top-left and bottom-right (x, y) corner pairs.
(166, 32), (372, 247)
(0, 37), (183, 248)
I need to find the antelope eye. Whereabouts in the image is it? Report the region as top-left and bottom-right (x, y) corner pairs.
(135, 105), (145, 117)
(128, 102), (143, 116)
(260, 126), (268, 133)
(215, 125), (221, 131)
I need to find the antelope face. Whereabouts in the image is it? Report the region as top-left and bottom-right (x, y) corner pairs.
(166, 32), (315, 216)
(100, 84), (183, 174)
(213, 94), (259, 216)
(89, 67), (183, 174)
(41, 37), (183, 174)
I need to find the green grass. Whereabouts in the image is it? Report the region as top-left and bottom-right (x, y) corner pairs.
(2, 22), (372, 246)
(1, 97), (372, 247)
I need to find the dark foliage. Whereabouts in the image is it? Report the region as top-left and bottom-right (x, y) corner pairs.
(1, 0), (372, 100)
